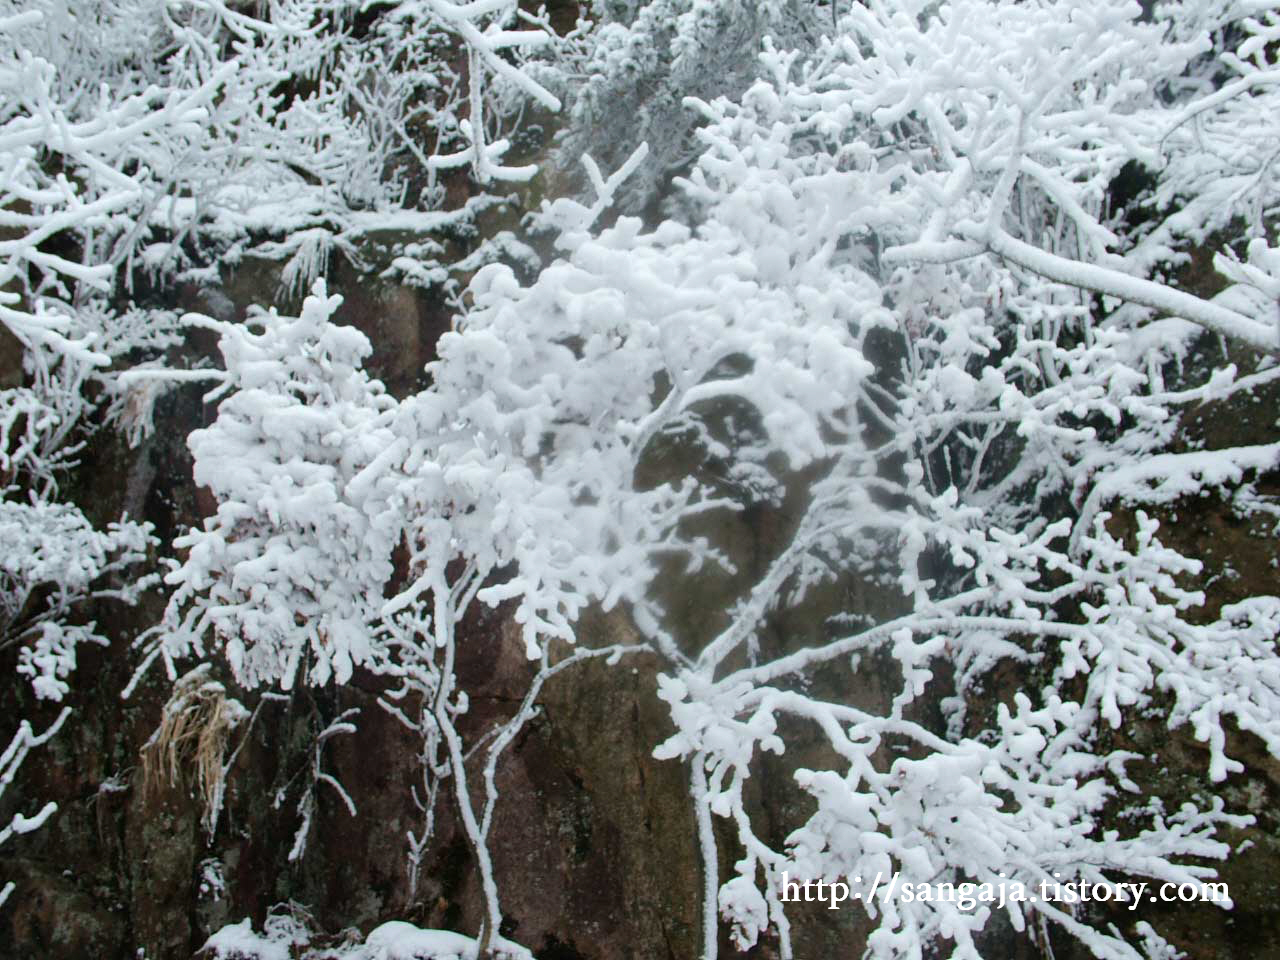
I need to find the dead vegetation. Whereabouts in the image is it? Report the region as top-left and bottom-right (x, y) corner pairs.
(140, 664), (250, 835)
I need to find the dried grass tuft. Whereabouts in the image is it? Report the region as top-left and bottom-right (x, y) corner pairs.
(141, 664), (248, 835)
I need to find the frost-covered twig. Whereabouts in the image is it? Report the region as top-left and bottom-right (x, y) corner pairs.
(0, 707), (70, 908)
(285, 707), (360, 863)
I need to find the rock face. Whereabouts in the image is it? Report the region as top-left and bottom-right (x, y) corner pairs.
(0, 603), (706, 960)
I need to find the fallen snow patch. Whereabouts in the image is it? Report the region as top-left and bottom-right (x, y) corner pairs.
(202, 916), (533, 960)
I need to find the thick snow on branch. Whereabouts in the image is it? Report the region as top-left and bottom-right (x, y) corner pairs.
(401, 0), (562, 182)
(163, 282), (401, 689)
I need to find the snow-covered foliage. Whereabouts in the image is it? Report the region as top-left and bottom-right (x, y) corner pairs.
(375, 0), (562, 185)
(161, 283), (401, 689)
(1, 0), (183, 902)
(9, 0), (1280, 958)
(555, 0), (840, 211)
(181, 1), (1280, 956)
(594, 2), (1280, 956)
(0, 0), (571, 914)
